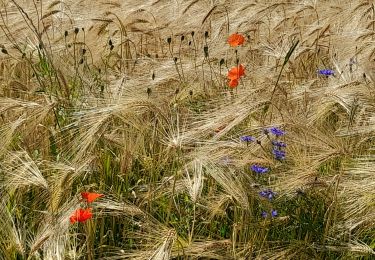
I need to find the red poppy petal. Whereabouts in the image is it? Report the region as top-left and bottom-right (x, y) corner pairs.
(70, 216), (77, 224)
(81, 208), (93, 222)
(238, 65), (245, 76)
(81, 192), (89, 199)
(87, 193), (103, 203)
(228, 68), (239, 80)
(227, 65), (245, 80)
(70, 208), (93, 224)
(81, 192), (104, 203)
(229, 79), (239, 88)
(228, 33), (245, 47)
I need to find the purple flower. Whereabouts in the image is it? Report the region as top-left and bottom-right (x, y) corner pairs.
(240, 135), (255, 142)
(268, 127), (285, 137)
(272, 140), (286, 148)
(251, 165), (269, 174)
(259, 189), (276, 200)
(318, 69), (334, 76)
(261, 210), (278, 218)
(273, 149), (285, 160)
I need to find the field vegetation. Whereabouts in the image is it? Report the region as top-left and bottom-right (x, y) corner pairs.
(0, 0), (375, 259)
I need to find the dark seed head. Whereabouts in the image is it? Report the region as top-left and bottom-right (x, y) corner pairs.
(204, 46), (209, 58)
(181, 35), (185, 41)
(1, 48), (8, 54)
(167, 37), (172, 44)
(174, 57), (178, 62)
(152, 72), (155, 80)
(220, 58), (225, 66)
(189, 90), (193, 96)
(79, 58), (84, 64)
(188, 41), (192, 46)
(147, 87), (152, 96)
(74, 27), (79, 34)
(38, 43), (43, 49)
(110, 45), (114, 51)
(64, 31), (68, 37)
(109, 39), (113, 46)
(175, 88), (180, 94)
(204, 31), (209, 38)
(191, 31), (195, 37)
(82, 49), (86, 55)
(81, 27), (85, 31)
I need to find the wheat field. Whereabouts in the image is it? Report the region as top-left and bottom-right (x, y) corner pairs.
(0, 0), (375, 259)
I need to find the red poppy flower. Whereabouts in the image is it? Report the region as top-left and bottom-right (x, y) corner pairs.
(228, 33), (245, 47)
(228, 64), (245, 80)
(228, 78), (239, 88)
(81, 192), (104, 203)
(70, 208), (93, 224)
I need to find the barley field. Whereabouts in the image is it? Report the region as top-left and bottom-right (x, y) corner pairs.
(0, 0), (375, 259)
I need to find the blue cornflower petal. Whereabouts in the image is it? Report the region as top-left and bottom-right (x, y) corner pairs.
(318, 69), (334, 76)
(259, 189), (276, 200)
(273, 149), (286, 160)
(271, 209), (278, 217)
(261, 211), (268, 218)
(240, 135), (255, 142)
(272, 140), (286, 148)
(251, 165), (269, 174)
(268, 127), (285, 137)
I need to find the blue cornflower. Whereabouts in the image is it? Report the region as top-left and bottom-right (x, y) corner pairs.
(272, 140), (286, 148)
(259, 189), (276, 200)
(251, 165), (269, 174)
(240, 135), (255, 142)
(318, 69), (334, 76)
(268, 127), (285, 137)
(273, 149), (286, 160)
(261, 210), (278, 218)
